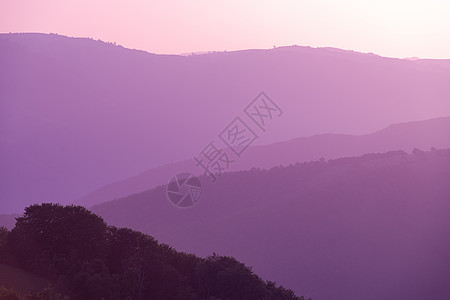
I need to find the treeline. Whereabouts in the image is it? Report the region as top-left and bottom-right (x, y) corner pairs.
(0, 204), (308, 300)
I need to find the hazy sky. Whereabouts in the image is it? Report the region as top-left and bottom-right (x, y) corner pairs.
(1, 0), (449, 58)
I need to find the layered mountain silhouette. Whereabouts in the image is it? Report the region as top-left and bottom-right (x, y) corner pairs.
(2, 33), (450, 213)
(3, 116), (449, 229)
(90, 148), (450, 300)
(76, 116), (450, 207)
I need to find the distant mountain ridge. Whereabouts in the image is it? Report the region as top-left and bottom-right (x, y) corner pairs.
(2, 32), (450, 213)
(75, 116), (450, 207)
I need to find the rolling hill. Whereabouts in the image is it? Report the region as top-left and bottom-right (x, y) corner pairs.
(76, 116), (450, 207)
(2, 33), (450, 213)
(91, 148), (450, 300)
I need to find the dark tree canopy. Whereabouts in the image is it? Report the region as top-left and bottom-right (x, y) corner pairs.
(3, 204), (308, 300)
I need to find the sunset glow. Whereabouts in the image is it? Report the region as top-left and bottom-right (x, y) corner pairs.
(1, 0), (449, 58)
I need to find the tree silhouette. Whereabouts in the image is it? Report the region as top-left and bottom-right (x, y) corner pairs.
(3, 204), (308, 300)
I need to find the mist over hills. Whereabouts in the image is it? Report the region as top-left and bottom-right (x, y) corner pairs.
(76, 116), (450, 207)
(91, 148), (450, 300)
(2, 33), (450, 213)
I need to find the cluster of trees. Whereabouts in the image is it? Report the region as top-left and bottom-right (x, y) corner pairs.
(0, 204), (307, 300)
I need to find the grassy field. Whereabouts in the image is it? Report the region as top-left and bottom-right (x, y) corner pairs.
(0, 264), (52, 295)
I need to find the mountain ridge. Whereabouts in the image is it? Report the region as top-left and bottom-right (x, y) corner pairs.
(2, 32), (450, 213)
(75, 116), (450, 207)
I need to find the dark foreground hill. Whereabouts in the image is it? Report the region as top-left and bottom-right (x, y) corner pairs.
(91, 148), (450, 300)
(0, 204), (307, 300)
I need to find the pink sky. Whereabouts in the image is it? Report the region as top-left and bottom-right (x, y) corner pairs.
(1, 0), (449, 58)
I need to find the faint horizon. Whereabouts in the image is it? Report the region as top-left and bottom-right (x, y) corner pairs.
(1, 0), (450, 59)
(2, 31), (450, 60)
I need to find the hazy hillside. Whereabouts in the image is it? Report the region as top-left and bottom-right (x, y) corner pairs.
(77, 116), (450, 207)
(2, 33), (450, 213)
(92, 148), (450, 300)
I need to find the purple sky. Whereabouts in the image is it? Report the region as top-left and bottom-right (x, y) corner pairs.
(1, 0), (449, 58)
